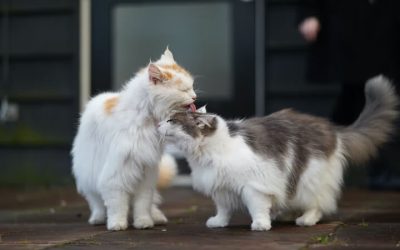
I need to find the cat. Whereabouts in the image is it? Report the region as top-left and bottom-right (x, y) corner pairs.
(71, 48), (197, 231)
(158, 75), (398, 231)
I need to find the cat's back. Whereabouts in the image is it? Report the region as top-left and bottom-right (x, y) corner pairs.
(72, 92), (119, 164)
(72, 92), (122, 186)
(81, 92), (120, 122)
(230, 109), (337, 158)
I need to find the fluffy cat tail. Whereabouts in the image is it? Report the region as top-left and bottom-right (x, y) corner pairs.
(157, 153), (178, 189)
(339, 75), (399, 165)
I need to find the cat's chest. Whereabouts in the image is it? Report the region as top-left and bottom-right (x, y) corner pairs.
(191, 166), (217, 195)
(126, 125), (163, 163)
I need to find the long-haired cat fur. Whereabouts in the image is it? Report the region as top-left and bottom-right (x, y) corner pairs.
(158, 75), (398, 231)
(72, 48), (197, 231)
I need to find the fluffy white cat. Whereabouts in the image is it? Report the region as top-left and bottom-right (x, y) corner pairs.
(72, 48), (196, 230)
(158, 76), (398, 231)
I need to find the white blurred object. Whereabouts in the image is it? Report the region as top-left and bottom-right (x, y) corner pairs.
(197, 105), (207, 114)
(165, 143), (185, 158)
(0, 97), (19, 122)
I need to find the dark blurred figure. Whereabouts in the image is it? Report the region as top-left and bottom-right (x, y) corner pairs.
(298, 0), (400, 189)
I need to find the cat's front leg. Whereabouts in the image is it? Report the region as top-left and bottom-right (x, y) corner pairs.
(133, 167), (158, 229)
(101, 189), (130, 231)
(206, 192), (233, 228)
(241, 186), (272, 231)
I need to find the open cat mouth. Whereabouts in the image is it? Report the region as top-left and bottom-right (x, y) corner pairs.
(183, 103), (197, 112)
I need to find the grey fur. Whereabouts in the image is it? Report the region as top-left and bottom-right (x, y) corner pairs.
(170, 75), (398, 198)
(339, 75), (399, 165)
(169, 112), (218, 138)
(226, 121), (240, 137)
(229, 109), (337, 198)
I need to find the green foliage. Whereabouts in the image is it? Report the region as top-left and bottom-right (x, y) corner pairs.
(0, 123), (66, 145)
(312, 234), (334, 245)
(0, 165), (71, 187)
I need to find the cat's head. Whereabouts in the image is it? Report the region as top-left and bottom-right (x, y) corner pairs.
(158, 108), (219, 152)
(145, 48), (197, 119)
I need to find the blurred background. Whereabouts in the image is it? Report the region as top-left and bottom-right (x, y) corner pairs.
(0, 0), (399, 188)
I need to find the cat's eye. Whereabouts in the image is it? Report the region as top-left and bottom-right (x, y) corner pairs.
(181, 87), (191, 92)
(166, 119), (173, 123)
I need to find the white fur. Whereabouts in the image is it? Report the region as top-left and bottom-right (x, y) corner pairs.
(158, 116), (346, 231)
(72, 49), (196, 230)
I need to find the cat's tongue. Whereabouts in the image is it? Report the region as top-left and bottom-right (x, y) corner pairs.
(189, 103), (197, 112)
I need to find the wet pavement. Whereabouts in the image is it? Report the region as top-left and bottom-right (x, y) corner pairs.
(0, 187), (399, 249)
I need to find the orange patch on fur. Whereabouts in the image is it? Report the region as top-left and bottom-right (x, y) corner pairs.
(163, 71), (173, 80)
(160, 64), (191, 76)
(104, 96), (119, 114)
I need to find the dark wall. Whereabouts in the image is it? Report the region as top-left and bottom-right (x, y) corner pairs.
(0, 0), (79, 186)
(265, 0), (374, 187)
(265, 0), (340, 117)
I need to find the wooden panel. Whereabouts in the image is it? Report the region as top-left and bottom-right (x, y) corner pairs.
(266, 96), (337, 117)
(8, 60), (73, 97)
(0, 103), (74, 145)
(267, 51), (307, 85)
(0, 0), (79, 186)
(9, 0), (73, 13)
(267, 3), (305, 46)
(0, 148), (71, 186)
(9, 14), (73, 55)
(265, 0), (338, 117)
(0, 19), (3, 55)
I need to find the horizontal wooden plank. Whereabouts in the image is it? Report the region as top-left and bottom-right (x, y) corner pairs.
(266, 95), (337, 117)
(5, 0), (74, 14)
(0, 53), (73, 60)
(0, 103), (76, 145)
(0, 59), (75, 98)
(3, 95), (74, 103)
(0, 147), (72, 186)
(267, 3), (305, 45)
(0, 14), (75, 55)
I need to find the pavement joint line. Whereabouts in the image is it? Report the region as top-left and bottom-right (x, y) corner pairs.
(41, 229), (111, 250)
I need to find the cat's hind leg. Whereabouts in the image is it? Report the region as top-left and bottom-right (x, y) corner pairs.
(151, 190), (168, 225)
(85, 191), (106, 225)
(241, 186), (272, 231)
(132, 167), (159, 229)
(206, 192), (233, 228)
(295, 208), (322, 226)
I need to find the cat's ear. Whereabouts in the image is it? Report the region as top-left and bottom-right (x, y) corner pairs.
(159, 47), (175, 63)
(148, 63), (163, 84)
(197, 105), (207, 114)
(196, 115), (216, 129)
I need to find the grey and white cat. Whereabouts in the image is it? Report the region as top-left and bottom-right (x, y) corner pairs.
(157, 76), (398, 231)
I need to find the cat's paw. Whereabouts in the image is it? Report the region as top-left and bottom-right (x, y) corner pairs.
(107, 219), (128, 231)
(134, 216), (155, 229)
(88, 212), (106, 225)
(295, 215), (318, 226)
(251, 220), (271, 231)
(206, 216), (229, 228)
(151, 208), (168, 225)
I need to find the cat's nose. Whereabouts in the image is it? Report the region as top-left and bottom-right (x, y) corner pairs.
(192, 95), (197, 101)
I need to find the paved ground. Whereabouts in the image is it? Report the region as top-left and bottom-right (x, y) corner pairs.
(0, 187), (399, 250)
